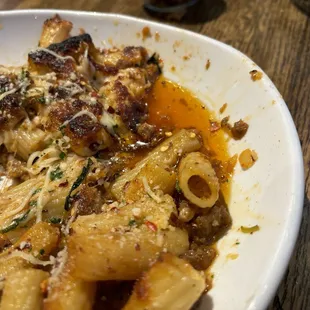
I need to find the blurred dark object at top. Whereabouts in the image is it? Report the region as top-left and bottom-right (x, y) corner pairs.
(144, 0), (226, 24)
(292, 0), (310, 15)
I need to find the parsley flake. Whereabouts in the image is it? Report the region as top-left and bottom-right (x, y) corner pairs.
(50, 167), (63, 181)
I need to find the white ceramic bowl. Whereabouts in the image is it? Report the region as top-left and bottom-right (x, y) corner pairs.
(0, 10), (304, 310)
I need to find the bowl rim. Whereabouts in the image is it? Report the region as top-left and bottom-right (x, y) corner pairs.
(0, 9), (305, 310)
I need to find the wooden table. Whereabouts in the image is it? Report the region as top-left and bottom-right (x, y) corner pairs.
(1, 0), (309, 309)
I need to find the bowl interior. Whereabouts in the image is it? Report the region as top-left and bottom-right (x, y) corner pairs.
(0, 10), (304, 310)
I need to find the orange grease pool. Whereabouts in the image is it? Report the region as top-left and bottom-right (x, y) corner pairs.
(147, 77), (232, 200)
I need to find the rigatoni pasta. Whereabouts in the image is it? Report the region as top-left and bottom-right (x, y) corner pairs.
(123, 253), (205, 310)
(0, 269), (48, 310)
(0, 14), (243, 309)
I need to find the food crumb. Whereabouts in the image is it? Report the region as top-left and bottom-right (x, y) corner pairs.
(142, 26), (152, 40)
(240, 225), (260, 234)
(239, 149), (258, 170)
(209, 120), (221, 132)
(160, 145), (169, 152)
(173, 41), (181, 49)
(136, 32), (141, 38)
(189, 132), (196, 138)
(226, 253), (239, 260)
(272, 100), (276, 105)
(79, 27), (85, 34)
(205, 59), (211, 70)
(219, 103), (227, 114)
(155, 32), (160, 42)
(171, 65), (176, 72)
(183, 54), (191, 61)
(250, 70), (263, 81)
(165, 132), (172, 137)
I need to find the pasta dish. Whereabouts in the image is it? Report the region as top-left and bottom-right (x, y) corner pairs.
(0, 15), (248, 310)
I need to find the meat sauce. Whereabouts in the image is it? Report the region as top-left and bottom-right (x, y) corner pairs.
(94, 78), (233, 308)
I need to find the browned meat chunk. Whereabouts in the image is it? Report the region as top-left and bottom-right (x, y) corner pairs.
(39, 14), (72, 48)
(99, 65), (159, 132)
(91, 46), (148, 75)
(0, 94), (26, 130)
(180, 245), (217, 271)
(72, 184), (103, 216)
(48, 33), (93, 61)
(28, 49), (75, 76)
(46, 99), (103, 131)
(231, 119), (249, 139)
(190, 204), (232, 245)
(64, 115), (112, 156)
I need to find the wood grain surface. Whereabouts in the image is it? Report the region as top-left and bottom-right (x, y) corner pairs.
(0, 0), (309, 309)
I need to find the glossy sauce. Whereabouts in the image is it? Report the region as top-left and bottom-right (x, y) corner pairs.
(147, 77), (232, 200)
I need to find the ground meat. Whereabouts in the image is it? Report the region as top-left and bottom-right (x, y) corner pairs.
(180, 244), (217, 270)
(190, 204), (232, 245)
(221, 117), (249, 140)
(231, 119), (249, 140)
(136, 122), (156, 141)
(72, 184), (103, 216)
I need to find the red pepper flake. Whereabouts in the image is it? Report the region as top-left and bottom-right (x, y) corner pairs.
(59, 181), (69, 187)
(145, 221), (157, 232)
(91, 91), (98, 98)
(135, 243), (141, 251)
(209, 120), (221, 132)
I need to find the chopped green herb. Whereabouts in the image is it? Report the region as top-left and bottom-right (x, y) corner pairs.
(112, 124), (119, 134)
(39, 249), (45, 255)
(64, 158), (93, 211)
(128, 219), (136, 227)
(236, 241), (240, 245)
(49, 217), (62, 224)
(59, 124), (66, 136)
(29, 200), (37, 207)
(175, 181), (182, 193)
(50, 167), (63, 181)
(0, 209), (31, 233)
(32, 188), (42, 196)
(38, 96), (46, 104)
(240, 225), (260, 234)
(20, 67), (29, 80)
(59, 152), (66, 160)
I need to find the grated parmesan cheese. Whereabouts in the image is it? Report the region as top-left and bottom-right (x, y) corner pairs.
(33, 48), (75, 62)
(61, 110), (98, 128)
(36, 166), (53, 223)
(2, 251), (55, 266)
(142, 177), (162, 203)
